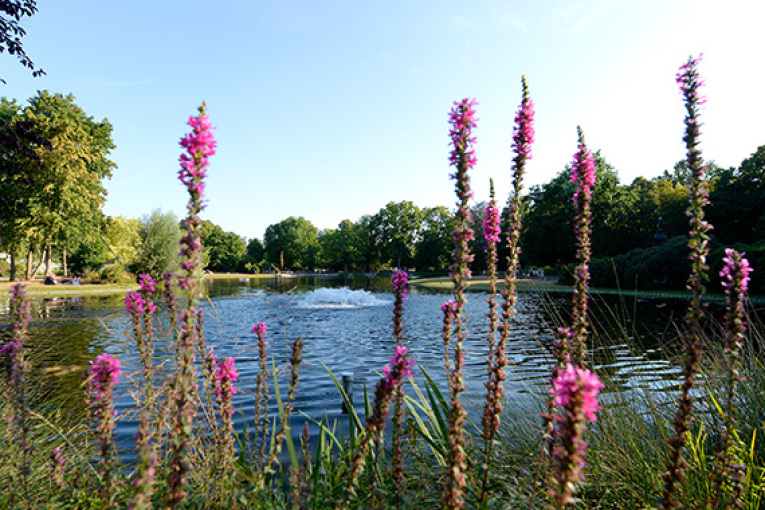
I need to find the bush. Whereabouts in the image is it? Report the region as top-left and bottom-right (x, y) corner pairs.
(561, 236), (728, 292)
(99, 263), (132, 283)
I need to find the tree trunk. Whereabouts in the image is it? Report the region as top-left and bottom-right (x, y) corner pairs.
(31, 247), (45, 280)
(10, 251), (16, 281)
(62, 245), (68, 277)
(25, 248), (33, 280)
(45, 244), (53, 276)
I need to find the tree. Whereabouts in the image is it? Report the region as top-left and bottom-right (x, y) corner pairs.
(522, 170), (576, 267)
(590, 153), (635, 258)
(469, 201), (488, 273)
(263, 216), (319, 271)
(0, 0), (45, 83)
(246, 237), (265, 261)
(201, 220), (246, 273)
(0, 91), (116, 279)
(318, 219), (367, 272)
(133, 209), (182, 277)
(0, 96), (49, 280)
(369, 201), (423, 269)
(67, 215), (141, 277)
(414, 206), (454, 271)
(707, 146), (765, 245)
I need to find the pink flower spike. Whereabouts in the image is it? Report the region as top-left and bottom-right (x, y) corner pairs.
(550, 363), (604, 422)
(214, 357), (240, 398)
(252, 322), (268, 337)
(483, 200), (501, 244)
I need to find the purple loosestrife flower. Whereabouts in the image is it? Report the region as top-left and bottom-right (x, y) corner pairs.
(214, 357), (239, 495)
(87, 354), (122, 402)
(511, 76), (535, 165)
(4, 283), (32, 505)
(125, 291), (155, 379)
(49, 447), (66, 491)
(444, 97), (478, 510)
(162, 271), (179, 335)
(483, 195), (501, 245)
(257, 337), (304, 490)
(502, 76), (534, 350)
(86, 354), (121, 506)
(548, 363), (603, 509)
(481, 183), (502, 452)
(391, 269), (408, 340)
(215, 357), (239, 401)
(441, 299), (458, 375)
(567, 127), (596, 367)
(138, 273), (156, 293)
(252, 322), (271, 469)
(168, 104), (215, 508)
(177, 105), (216, 293)
(482, 79), (534, 506)
(124, 291), (146, 316)
(390, 269), (409, 499)
(339, 345), (415, 510)
(713, 249), (753, 508)
(661, 55), (712, 510)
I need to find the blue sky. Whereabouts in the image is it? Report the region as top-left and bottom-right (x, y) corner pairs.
(2, 0), (764, 241)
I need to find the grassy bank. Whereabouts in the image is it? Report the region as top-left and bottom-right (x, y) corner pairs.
(0, 278), (138, 298)
(410, 275), (765, 303)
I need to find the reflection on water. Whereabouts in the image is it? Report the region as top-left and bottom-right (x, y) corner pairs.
(1, 276), (761, 454)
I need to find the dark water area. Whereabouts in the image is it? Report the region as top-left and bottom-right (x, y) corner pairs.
(1, 275), (762, 458)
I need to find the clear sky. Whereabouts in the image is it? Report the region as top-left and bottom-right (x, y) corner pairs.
(2, 0), (764, 241)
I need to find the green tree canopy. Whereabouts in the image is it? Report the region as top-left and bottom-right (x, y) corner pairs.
(369, 201), (423, 269)
(414, 206), (454, 271)
(264, 216), (319, 271)
(133, 209), (182, 277)
(202, 220), (246, 273)
(318, 219), (367, 272)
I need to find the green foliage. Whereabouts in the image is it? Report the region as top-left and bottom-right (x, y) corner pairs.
(0, 0), (44, 83)
(318, 219), (367, 272)
(67, 232), (109, 275)
(201, 220), (246, 273)
(368, 201), (423, 268)
(264, 216), (319, 271)
(0, 91), (115, 280)
(246, 237), (265, 261)
(133, 209), (181, 277)
(561, 235), (693, 290)
(414, 206), (454, 271)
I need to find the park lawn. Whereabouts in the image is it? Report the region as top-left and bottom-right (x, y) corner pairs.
(410, 275), (570, 292)
(409, 275), (752, 302)
(0, 277), (139, 298)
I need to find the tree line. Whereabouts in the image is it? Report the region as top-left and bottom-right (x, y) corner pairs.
(2, 90), (763, 293)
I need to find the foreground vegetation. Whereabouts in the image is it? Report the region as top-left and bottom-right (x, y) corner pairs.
(1, 59), (763, 509)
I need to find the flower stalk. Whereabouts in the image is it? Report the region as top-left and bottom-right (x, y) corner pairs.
(85, 353), (122, 508)
(167, 102), (216, 508)
(660, 54), (711, 509)
(547, 363), (603, 509)
(568, 127), (596, 367)
(338, 345), (415, 510)
(481, 77), (534, 504)
(443, 97), (478, 510)
(391, 269), (409, 503)
(712, 249), (753, 508)
(2, 284), (32, 508)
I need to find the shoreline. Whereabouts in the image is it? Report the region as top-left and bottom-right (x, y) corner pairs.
(0, 273), (761, 304)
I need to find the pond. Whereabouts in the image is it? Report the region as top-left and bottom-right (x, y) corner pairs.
(1, 275), (757, 456)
